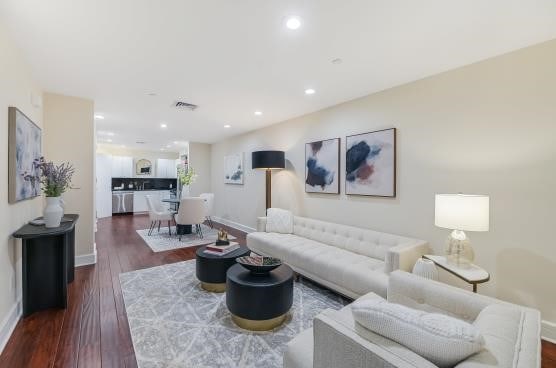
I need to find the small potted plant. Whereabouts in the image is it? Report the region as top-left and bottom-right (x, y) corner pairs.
(177, 166), (197, 199)
(23, 157), (75, 228)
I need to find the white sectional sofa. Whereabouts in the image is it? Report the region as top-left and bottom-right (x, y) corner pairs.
(284, 271), (541, 368)
(247, 215), (430, 299)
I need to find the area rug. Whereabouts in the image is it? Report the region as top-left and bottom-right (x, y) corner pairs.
(120, 260), (349, 368)
(136, 225), (236, 252)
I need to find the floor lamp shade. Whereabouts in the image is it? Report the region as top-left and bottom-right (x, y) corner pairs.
(252, 151), (285, 210)
(252, 151), (285, 170)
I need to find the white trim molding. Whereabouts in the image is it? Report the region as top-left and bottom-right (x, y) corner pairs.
(542, 320), (556, 343)
(212, 216), (256, 234)
(75, 248), (97, 267)
(0, 299), (22, 354)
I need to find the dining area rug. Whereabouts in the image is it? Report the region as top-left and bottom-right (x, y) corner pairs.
(136, 225), (236, 252)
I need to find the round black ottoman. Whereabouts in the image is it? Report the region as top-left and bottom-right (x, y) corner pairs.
(195, 245), (250, 292)
(226, 263), (294, 331)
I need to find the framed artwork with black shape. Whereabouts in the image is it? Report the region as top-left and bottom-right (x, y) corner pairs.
(8, 107), (42, 203)
(305, 138), (340, 194)
(224, 153), (244, 185)
(345, 128), (396, 197)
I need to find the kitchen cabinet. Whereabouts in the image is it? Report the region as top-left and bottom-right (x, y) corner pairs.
(133, 190), (172, 213)
(156, 159), (177, 178)
(111, 155), (133, 178)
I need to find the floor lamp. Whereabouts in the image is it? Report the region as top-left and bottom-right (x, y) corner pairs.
(252, 150), (285, 210)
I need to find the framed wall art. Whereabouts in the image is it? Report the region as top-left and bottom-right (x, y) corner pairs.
(305, 138), (340, 194)
(224, 153), (244, 184)
(345, 128), (396, 197)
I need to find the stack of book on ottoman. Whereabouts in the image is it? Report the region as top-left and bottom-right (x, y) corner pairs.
(203, 242), (240, 256)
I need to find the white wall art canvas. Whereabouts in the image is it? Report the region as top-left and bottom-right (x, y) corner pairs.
(305, 138), (340, 194)
(224, 153), (244, 184)
(8, 107), (42, 203)
(345, 128), (396, 197)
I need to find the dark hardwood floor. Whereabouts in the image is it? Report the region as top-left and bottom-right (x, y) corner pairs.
(0, 214), (555, 367)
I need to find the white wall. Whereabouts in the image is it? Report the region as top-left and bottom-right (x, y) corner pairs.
(189, 142), (212, 196)
(211, 40), (556, 328)
(0, 24), (43, 350)
(43, 93), (96, 260)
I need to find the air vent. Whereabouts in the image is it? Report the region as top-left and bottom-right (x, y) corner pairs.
(136, 141), (146, 144)
(174, 101), (198, 111)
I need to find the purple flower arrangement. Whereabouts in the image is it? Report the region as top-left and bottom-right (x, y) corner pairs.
(22, 157), (75, 197)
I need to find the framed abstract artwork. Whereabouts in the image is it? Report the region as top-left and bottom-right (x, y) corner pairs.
(345, 128), (396, 197)
(305, 138), (340, 194)
(8, 107), (42, 203)
(224, 153), (244, 184)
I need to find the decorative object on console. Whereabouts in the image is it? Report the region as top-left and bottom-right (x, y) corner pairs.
(305, 138), (340, 194)
(236, 255), (282, 274)
(23, 157), (75, 228)
(224, 153), (244, 184)
(412, 258), (438, 280)
(8, 106), (42, 203)
(345, 128), (396, 197)
(216, 228), (230, 245)
(251, 150), (285, 210)
(135, 158), (152, 175)
(435, 194), (490, 268)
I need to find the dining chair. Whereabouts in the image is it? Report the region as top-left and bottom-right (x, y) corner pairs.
(175, 197), (206, 240)
(199, 193), (215, 228)
(146, 195), (174, 235)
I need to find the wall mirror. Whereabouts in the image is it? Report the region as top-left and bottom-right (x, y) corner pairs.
(136, 159), (152, 175)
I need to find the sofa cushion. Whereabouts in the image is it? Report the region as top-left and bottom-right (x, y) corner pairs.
(248, 232), (389, 297)
(455, 304), (540, 368)
(266, 208), (294, 233)
(352, 298), (485, 368)
(292, 216), (420, 261)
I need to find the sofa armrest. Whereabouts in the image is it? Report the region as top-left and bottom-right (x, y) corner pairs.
(256, 217), (267, 232)
(313, 309), (437, 368)
(385, 241), (431, 273)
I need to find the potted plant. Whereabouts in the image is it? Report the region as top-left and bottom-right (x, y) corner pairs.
(177, 166), (197, 199)
(23, 157), (75, 228)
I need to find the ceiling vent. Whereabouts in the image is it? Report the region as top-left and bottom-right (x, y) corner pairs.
(136, 140), (146, 144)
(174, 101), (198, 111)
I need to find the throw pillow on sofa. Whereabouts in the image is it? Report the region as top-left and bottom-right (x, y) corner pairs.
(351, 298), (485, 368)
(266, 208), (294, 234)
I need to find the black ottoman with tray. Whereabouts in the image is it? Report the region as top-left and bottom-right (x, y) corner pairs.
(226, 256), (294, 331)
(195, 244), (250, 292)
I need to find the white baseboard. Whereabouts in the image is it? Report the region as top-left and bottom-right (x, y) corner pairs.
(75, 249), (97, 267)
(212, 216), (256, 234)
(0, 299), (21, 354)
(542, 320), (556, 343)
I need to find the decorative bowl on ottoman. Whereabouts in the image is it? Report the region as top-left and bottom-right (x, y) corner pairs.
(236, 255), (282, 274)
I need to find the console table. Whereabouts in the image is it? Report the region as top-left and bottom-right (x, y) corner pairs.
(13, 214), (78, 317)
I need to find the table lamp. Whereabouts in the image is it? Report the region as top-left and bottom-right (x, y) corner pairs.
(252, 150), (285, 210)
(434, 194), (489, 268)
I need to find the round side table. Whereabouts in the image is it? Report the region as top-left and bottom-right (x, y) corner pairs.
(195, 245), (250, 292)
(226, 263), (294, 331)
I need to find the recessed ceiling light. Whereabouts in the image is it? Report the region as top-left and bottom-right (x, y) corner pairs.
(160, 123), (167, 128)
(285, 16), (302, 30)
(304, 88), (316, 95)
(224, 124), (231, 128)
(94, 114), (104, 120)
(254, 111), (262, 116)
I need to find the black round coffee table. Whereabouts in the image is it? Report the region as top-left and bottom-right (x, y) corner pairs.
(195, 245), (250, 292)
(226, 263), (294, 331)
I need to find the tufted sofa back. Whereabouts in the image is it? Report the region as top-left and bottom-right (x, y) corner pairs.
(292, 216), (420, 261)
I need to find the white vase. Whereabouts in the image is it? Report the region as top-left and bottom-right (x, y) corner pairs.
(44, 196), (64, 228)
(412, 259), (439, 281)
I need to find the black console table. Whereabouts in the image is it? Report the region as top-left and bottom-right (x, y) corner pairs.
(13, 214), (78, 317)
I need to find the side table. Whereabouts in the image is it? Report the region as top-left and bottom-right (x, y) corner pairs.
(422, 255), (490, 293)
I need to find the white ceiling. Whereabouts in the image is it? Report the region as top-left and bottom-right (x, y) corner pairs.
(2, 0), (556, 152)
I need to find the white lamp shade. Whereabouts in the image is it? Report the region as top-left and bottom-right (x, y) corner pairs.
(435, 194), (489, 232)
